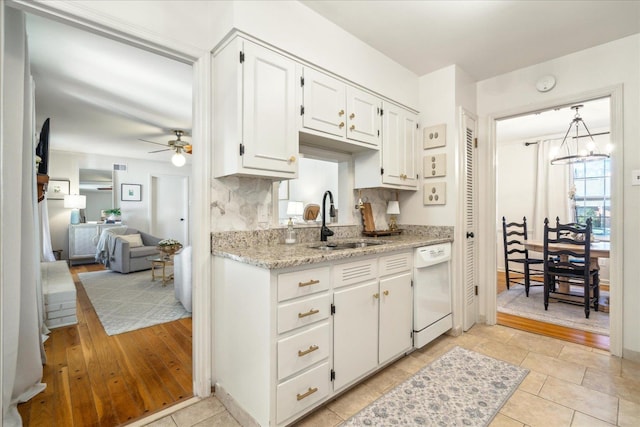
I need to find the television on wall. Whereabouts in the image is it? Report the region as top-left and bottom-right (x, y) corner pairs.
(35, 118), (50, 175)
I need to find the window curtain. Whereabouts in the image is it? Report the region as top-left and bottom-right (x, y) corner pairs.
(532, 139), (572, 241)
(2, 8), (47, 426)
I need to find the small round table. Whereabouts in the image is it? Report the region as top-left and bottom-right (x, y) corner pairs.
(147, 255), (174, 286)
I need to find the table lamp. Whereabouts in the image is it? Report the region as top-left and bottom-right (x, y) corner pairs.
(387, 200), (400, 231)
(64, 194), (86, 224)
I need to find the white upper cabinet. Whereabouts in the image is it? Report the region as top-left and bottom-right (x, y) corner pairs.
(214, 37), (298, 179)
(354, 102), (418, 190)
(381, 102), (418, 188)
(301, 68), (381, 149)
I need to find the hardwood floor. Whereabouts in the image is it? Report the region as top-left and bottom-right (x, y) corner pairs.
(496, 271), (610, 351)
(18, 264), (193, 426)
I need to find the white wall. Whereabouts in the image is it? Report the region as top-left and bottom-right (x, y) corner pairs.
(47, 150), (191, 259)
(477, 34), (640, 356)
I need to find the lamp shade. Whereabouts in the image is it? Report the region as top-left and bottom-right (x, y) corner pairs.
(64, 194), (86, 209)
(386, 200), (400, 215)
(286, 201), (304, 216)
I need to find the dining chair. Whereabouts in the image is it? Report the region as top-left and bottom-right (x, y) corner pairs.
(543, 217), (599, 318)
(502, 216), (544, 296)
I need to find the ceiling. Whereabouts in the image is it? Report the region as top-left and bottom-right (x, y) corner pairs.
(301, 0), (640, 80)
(26, 2), (639, 161)
(26, 14), (193, 163)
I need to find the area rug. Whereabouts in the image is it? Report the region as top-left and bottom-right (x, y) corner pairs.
(497, 285), (609, 336)
(78, 269), (190, 336)
(344, 346), (528, 426)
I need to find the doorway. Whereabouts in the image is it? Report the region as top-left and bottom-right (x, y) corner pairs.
(494, 97), (613, 348)
(16, 11), (196, 424)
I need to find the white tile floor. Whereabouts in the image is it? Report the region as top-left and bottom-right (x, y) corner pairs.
(144, 324), (640, 426)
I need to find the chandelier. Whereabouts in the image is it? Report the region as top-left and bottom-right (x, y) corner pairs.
(550, 104), (610, 165)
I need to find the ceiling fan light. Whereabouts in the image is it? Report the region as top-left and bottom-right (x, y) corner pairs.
(172, 151), (186, 167)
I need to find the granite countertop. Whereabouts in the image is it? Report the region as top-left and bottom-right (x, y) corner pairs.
(212, 233), (453, 269)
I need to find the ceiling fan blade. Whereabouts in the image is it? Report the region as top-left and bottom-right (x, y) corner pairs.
(149, 148), (171, 153)
(138, 138), (167, 147)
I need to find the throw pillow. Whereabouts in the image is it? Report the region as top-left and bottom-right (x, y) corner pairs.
(118, 234), (144, 248)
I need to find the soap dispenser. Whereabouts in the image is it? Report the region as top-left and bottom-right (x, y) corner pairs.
(285, 218), (297, 244)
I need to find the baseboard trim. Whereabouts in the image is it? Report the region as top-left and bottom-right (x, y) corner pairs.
(215, 384), (260, 427)
(623, 347), (640, 363)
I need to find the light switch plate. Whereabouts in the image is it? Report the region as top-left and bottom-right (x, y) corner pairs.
(632, 169), (640, 186)
(423, 153), (446, 178)
(423, 124), (446, 149)
(424, 182), (446, 205)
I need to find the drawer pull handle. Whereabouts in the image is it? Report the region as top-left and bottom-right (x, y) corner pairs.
(298, 279), (320, 288)
(298, 308), (320, 318)
(298, 345), (319, 357)
(383, 290), (389, 296)
(297, 387), (318, 401)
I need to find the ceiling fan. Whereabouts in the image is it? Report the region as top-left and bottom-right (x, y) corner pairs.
(139, 130), (192, 166)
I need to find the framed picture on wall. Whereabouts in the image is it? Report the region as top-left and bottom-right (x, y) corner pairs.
(121, 183), (142, 201)
(47, 179), (70, 199)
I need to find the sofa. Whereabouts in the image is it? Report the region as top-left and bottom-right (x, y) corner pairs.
(108, 228), (162, 273)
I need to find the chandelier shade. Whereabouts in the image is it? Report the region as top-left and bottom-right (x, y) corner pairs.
(550, 104), (610, 165)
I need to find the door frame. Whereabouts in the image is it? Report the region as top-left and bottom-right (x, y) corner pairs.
(5, 0), (213, 398)
(481, 85), (623, 356)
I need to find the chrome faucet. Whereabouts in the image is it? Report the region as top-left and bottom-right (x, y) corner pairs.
(320, 190), (336, 241)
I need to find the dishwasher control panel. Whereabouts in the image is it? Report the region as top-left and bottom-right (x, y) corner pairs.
(415, 242), (451, 268)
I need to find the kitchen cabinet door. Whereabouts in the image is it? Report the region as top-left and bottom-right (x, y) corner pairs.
(302, 68), (346, 137)
(242, 41), (298, 174)
(332, 280), (378, 390)
(378, 271), (412, 364)
(346, 86), (381, 147)
(381, 102), (418, 189)
(214, 37), (298, 179)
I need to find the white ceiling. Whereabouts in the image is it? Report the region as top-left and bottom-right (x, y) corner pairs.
(26, 14), (193, 163)
(301, 0), (640, 80)
(26, 2), (639, 160)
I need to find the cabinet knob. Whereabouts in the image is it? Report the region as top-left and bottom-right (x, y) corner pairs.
(349, 113), (355, 119)
(288, 155), (296, 164)
(339, 122), (345, 129)
(383, 290), (389, 296)
(373, 293), (380, 299)
(338, 109), (345, 116)
(349, 125), (355, 131)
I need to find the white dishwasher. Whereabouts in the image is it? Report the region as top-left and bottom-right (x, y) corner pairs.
(413, 242), (452, 349)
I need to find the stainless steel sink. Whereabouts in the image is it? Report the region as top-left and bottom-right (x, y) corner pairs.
(308, 240), (388, 251)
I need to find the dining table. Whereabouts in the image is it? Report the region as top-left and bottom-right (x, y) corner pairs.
(524, 239), (610, 302)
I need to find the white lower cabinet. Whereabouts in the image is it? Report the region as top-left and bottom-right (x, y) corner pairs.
(213, 250), (413, 426)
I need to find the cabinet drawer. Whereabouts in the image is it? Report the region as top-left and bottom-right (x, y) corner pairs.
(379, 251), (412, 276)
(277, 362), (329, 424)
(278, 322), (330, 380)
(278, 293), (331, 334)
(278, 266), (330, 302)
(333, 258), (378, 289)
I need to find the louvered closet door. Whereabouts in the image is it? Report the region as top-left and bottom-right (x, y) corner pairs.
(462, 111), (478, 331)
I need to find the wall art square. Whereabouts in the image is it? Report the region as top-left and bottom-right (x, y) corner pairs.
(121, 183), (142, 201)
(47, 179), (70, 199)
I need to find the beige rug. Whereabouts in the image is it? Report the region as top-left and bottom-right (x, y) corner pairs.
(497, 284), (609, 336)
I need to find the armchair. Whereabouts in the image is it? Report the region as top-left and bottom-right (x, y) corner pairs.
(108, 228), (162, 273)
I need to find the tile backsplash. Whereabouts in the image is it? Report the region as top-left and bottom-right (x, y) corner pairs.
(211, 176), (403, 232)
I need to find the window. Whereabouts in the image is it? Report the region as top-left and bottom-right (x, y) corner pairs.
(571, 158), (610, 240)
